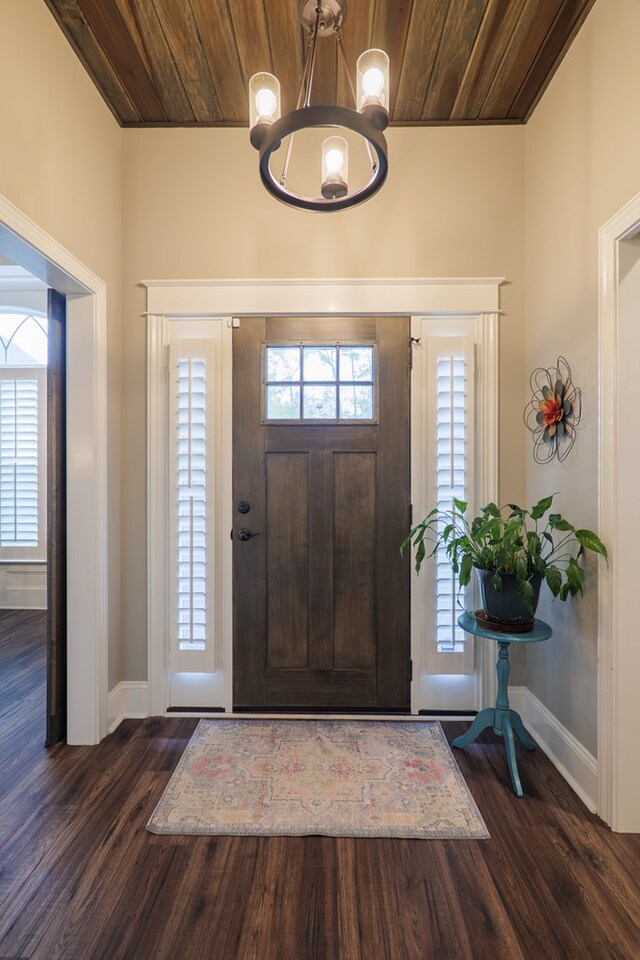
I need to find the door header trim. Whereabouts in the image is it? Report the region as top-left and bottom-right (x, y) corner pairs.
(142, 278), (504, 317)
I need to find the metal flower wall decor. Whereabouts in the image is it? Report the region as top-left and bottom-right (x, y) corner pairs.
(524, 356), (582, 463)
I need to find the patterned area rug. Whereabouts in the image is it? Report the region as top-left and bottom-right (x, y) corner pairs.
(147, 719), (488, 839)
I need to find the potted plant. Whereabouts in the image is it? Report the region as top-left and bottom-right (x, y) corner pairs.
(402, 495), (607, 630)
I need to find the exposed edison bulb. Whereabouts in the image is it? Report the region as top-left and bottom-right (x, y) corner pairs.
(356, 51), (389, 129)
(248, 72), (280, 149)
(361, 66), (385, 99)
(321, 136), (348, 200)
(324, 148), (345, 175)
(255, 87), (277, 120)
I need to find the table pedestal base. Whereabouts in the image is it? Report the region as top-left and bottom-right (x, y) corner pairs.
(453, 616), (551, 797)
(451, 706), (536, 797)
(452, 639), (538, 796)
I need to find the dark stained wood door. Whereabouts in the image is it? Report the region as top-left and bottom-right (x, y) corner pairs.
(233, 317), (410, 711)
(46, 289), (66, 745)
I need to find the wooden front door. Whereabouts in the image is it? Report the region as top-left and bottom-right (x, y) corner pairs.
(233, 317), (410, 711)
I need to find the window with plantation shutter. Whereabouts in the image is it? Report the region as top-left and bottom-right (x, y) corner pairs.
(0, 311), (47, 563)
(434, 356), (467, 655)
(423, 334), (475, 676)
(169, 337), (217, 673)
(177, 357), (207, 652)
(0, 369), (46, 561)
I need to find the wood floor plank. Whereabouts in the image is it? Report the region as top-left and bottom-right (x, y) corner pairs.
(334, 840), (362, 960)
(0, 612), (639, 959)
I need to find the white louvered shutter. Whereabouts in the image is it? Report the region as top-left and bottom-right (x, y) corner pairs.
(0, 369), (46, 560)
(425, 337), (474, 674)
(169, 340), (216, 672)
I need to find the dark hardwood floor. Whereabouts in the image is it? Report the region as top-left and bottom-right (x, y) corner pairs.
(1, 609), (639, 959)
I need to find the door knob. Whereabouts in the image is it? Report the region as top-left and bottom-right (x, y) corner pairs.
(237, 527), (260, 542)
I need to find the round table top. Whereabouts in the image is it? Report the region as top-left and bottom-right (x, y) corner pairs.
(457, 610), (552, 643)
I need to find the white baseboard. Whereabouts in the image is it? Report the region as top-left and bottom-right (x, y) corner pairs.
(104, 679), (597, 811)
(107, 681), (150, 734)
(509, 685), (598, 813)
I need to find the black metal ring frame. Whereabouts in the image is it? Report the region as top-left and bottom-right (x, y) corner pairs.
(258, 105), (388, 212)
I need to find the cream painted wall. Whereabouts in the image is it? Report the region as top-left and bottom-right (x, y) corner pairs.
(122, 124), (527, 683)
(524, 0), (640, 755)
(0, 0), (123, 686)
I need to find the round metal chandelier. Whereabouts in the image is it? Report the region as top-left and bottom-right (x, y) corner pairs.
(248, 0), (389, 212)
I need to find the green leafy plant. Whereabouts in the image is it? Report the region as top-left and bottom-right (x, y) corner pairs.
(402, 495), (608, 612)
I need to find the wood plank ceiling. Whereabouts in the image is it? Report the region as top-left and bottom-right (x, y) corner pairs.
(43, 0), (596, 127)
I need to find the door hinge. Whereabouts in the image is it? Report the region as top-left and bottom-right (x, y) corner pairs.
(409, 336), (421, 370)
(408, 503), (413, 529)
(408, 659), (413, 682)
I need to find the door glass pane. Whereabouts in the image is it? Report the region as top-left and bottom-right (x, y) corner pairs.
(267, 384), (300, 419)
(303, 384), (337, 419)
(339, 346), (373, 381)
(265, 343), (375, 422)
(302, 346), (337, 381)
(339, 384), (373, 419)
(266, 346), (300, 382)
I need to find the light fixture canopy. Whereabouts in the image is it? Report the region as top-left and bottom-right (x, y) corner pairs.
(248, 0), (389, 212)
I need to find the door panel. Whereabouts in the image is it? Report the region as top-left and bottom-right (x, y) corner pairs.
(333, 452), (376, 670)
(233, 316), (410, 711)
(266, 452), (310, 669)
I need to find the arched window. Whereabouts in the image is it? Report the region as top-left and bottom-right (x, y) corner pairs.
(0, 312), (47, 366)
(0, 311), (47, 560)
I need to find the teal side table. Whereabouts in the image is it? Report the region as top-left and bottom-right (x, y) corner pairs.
(452, 611), (553, 797)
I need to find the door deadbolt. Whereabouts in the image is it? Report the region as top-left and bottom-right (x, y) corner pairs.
(237, 501), (251, 514)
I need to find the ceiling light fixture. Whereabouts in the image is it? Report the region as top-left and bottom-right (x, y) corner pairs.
(249, 0), (389, 212)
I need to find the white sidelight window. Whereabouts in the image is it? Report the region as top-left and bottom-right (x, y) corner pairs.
(411, 319), (477, 703)
(176, 356), (207, 653)
(425, 334), (475, 675)
(168, 335), (218, 673)
(434, 354), (468, 656)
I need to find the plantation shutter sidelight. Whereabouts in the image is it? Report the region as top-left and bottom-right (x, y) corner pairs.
(169, 339), (217, 673)
(425, 336), (475, 675)
(435, 356), (467, 654)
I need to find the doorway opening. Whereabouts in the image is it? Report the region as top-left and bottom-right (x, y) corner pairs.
(0, 194), (109, 745)
(232, 316), (410, 712)
(0, 263), (50, 742)
(146, 278), (501, 719)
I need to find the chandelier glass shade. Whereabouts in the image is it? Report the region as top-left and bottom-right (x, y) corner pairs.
(248, 0), (389, 212)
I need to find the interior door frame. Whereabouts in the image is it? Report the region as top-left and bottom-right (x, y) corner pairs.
(146, 278), (501, 717)
(0, 193), (109, 745)
(598, 190), (640, 830)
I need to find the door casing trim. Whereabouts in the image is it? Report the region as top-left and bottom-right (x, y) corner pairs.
(146, 279), (501, 715)
(143, 277), (502, 318)
(598, 191), (640, 830)
(0, 192), (109, 745)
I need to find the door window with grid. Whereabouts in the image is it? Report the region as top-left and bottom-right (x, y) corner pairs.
(264, 343), (377, 422)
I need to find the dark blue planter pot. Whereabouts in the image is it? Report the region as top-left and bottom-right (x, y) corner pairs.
(475, 569), (542, 626)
